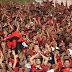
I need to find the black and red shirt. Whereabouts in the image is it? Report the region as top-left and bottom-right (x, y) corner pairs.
(60, 67), (72, 72)
(31, 64), (44, 72)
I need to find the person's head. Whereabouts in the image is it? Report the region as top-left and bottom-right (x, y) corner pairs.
(69, 42), (72, 50)
(18, 67), (23, 72)
(8, 62), (12, 67)
(55, 49), (60, 55)
(34, 44), (39, 50)
(47, 60), (52, 68)
(64, 59), (70, 67)
(20, 30), (24, 36)
(35, 58), (41, 65)
(33, 36), (37, 41)
(8, 48), (12, 54)
(26, 55), (31, 62)
(64, 55), (69, 59)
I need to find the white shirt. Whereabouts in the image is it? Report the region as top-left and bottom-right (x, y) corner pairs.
(51, 46), (59, 51)
(47, 69), (54, 72)
(67, 49), (72, 55)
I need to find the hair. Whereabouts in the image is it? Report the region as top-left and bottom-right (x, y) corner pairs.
(64, 59), (70, 63)
(26, 55), (31, 59)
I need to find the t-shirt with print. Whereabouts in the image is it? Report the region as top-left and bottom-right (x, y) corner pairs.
(31, 64), (44, 72)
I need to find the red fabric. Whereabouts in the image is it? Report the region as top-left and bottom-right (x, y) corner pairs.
(70, 60), (72, 67)
(38, 37), (40, 41)
(52, 19), (55, 22)
(7, 41), (12, 49)
(58, 61), (64, 71)
(61, 67), (72, 72)
(0, 32), (4, 36)
(56, 56), (60, 60)
(23, 48), (27, 54)
(31, 64), (44, 72)
(34, 43), (39, 45)
(0, 47), (2, 51)
(58, 8), (60, 11)
(43, 66), (48, 72)
(8, 58), (14, 63)
(50, 36), (52, 41)
(70, 29), (72, 32)
(49, 23), (52, 25)
(14, 67), (19, 72)
(24, 28), (28, 32)
(8, 31), (24, 49)
(30, 50), (37, 56)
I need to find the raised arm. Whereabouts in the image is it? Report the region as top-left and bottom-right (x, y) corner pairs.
(30, 53), (39, 65)
(40, 53), (48, 65)
(0, 51), (3, 68)
(12, 51), (17, 69)
(53, 54), (59, 71)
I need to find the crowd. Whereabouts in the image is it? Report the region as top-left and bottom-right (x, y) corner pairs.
(0, 0), (72, 72)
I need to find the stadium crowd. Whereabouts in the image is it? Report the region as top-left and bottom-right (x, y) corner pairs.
(0, 0), (72, 72)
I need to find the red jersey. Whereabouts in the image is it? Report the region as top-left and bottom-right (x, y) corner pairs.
(31, 64), (44, 72)
(60, 67), (72, 72)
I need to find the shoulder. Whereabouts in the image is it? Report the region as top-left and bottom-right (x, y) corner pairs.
(31, 64), (36, 67)
(60, 67), (65, 72)
(70, 67), (72, 68)
(40, 64), (45, 67)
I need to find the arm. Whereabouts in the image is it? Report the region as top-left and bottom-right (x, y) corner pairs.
(0, 51), (3, 68)
(30, 53), (39, 65)
(16, 21), (20, 31)
(40, 53), (48, 65)
(8, 22), (13, 31)
(53, 54), (59, 71)
(12, 51), (17, 69)
(46, 29), (50, 38)
(1, 42), (6, 60)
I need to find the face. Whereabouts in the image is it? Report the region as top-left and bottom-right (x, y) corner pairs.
(47, 63), (51, 68)
(35, 59), (41, 65)
(34, 45), (39, 50)
(19, 68), (23, 72)
(55, 50), (59, 55)
(64, 60), (70, 67)
(9, 62), (12, 67)
(21, 31), (24, 36)
(27, 55), (31, 62)
(33, 36), (37, 40)
(69, 43), (72, 49)
(8, 49), (11, 54)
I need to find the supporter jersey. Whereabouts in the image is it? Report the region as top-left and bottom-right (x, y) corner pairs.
(30, 50), (37, 56)
(60, 67), (72, 72)
(8, 57), (20, 72)
(31, 64), (44, 72)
